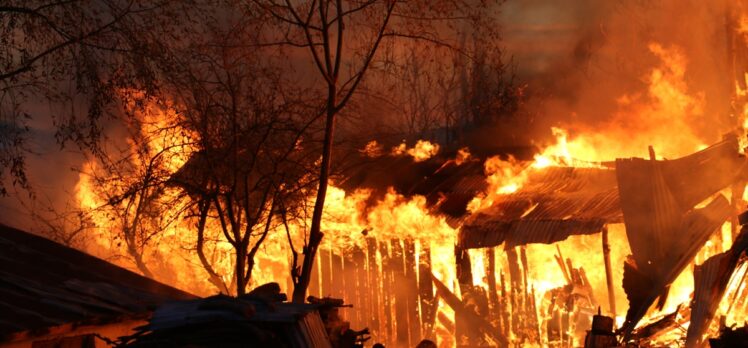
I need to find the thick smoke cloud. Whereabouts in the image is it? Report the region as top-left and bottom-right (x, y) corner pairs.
(502, 0), (736, 157)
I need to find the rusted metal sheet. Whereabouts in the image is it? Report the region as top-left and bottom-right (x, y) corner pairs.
(459, 166), (622, 249)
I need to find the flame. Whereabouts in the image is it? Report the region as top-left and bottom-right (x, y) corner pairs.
(391, 140), (440, 161)
(69, 38), (748, 347)
(361, 140), (385, 158)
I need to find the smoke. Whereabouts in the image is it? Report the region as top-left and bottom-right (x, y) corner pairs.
(502, 0), (736, 158)
(2, 0), (742, 232)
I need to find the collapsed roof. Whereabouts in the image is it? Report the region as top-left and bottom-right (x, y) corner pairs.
(686, 226), (748, 347)
(618, 135), (747, 336)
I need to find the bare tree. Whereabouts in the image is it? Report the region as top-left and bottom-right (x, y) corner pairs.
(157, 18), (321, 295)
(248, 0), (502, 303)
(0, 0), (190, 195)
(79, 114), (189, 278)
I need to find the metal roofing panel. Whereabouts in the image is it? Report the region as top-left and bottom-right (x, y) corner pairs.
(0, 225), (196, 340)
(459, 166), (622, 249)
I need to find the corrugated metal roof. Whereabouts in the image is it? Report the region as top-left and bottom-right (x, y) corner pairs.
(459, 166), (622, 248)
(0, 224), (196, 341)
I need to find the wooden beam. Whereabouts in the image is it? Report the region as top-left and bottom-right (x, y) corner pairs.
(419, 241), (435, 339)
(366, 237), (381, 337)
(602, 226), (617, 321)
(431, 272), (508, 347)
(391, 239), (409, 346)
(404, 239), (421, 345)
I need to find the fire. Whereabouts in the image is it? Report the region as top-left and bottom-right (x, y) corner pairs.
(69, 37), (748, 347)
(361, 140), (385, 158)
(392, 140), (440, 162)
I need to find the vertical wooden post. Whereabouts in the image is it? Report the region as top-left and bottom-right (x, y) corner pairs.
(419, 241), (435, 339)
(391, 239), (409, 347)
(353, 246), (368, 329)
(321, 249), (333, 297)
(486, 248), (499, 317)
(520, 246), (531, 340)
(379, 242), (394, 345)
(366, 238), (381, 337)
(454, 245), (473, 346)
(309, 251), (320, 298)
(506, 246), (522, 340)
(343, 251), (358, 326)
(331, 252), (345, 299)
(404, 239), (421, 345)
(601, 226), (617, 321)
(499, 271), (510, 339)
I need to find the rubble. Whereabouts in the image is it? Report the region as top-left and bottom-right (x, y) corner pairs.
(583, 309), (618, 348)
(617, 137), (745, 337)
(708, 324), (748, 348)
(117, 284), (368, 348)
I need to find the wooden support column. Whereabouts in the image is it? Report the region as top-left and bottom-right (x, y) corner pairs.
(404, 239), (421, 345)
(331, 252), (345, 299)
(321, 249), (333, 297)
(506, 246), (522, 339)
(343, 250), (358, 326)
(379, 242), (394, 344)
(486, 248), (500, 319)
(366, 237), (381, 337)
(602, 226), (617, 321)
(520, 246), (531, 340)
(419, 241), (435, 339)
(454, 246), (473, 347)
(309, 251), (320, 298)
(499, 271), (510, 339)
(391, 239), (409, 347)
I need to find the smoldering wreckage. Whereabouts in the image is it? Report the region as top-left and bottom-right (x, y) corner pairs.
(4, 133), (748, 348)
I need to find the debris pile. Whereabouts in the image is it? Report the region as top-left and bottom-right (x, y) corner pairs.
(117, 283), (366, 348)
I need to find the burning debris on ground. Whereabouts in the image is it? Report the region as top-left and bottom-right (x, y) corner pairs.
(7, 1), (748, 348)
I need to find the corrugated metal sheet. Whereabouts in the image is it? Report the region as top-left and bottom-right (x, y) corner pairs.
(617, 137), (744, 337)
(685, 228), (748, 348)
(458, 166), (622, 249)
(0, 224), (196, 341)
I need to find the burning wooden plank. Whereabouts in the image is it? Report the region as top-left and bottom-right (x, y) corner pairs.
(430, 272), (508, 347)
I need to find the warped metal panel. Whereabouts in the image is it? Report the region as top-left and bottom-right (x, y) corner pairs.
(459, 166), (622, 249)
(617, 136), (744, 337)
(685, 228), (748, 348)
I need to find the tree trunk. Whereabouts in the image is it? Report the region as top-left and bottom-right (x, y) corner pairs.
(293, 88), (337, 303)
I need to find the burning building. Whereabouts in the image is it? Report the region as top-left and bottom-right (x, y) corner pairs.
(8, 1), (748, 348)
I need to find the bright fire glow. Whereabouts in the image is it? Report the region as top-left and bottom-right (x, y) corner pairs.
(72, 40), (748, 347)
